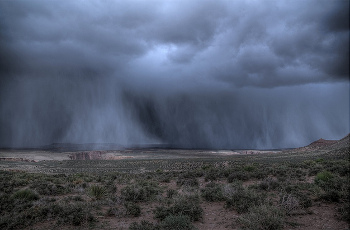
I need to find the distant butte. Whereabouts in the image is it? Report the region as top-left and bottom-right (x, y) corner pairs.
(306, 138), (337, 148)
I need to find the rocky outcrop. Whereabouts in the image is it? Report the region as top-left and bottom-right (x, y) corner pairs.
(69, 151), (103, 160)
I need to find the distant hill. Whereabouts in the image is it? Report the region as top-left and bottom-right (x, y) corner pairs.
(323, 133), (350, 150)
(284, 134), (349, 157)
(306, 138), (337, 148)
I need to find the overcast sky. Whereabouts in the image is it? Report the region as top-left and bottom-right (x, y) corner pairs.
(0, 0), (349, 149)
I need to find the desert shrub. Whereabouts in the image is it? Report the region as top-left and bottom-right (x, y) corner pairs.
(30, 182), (69, 195)
(88, 185), (107, 200)
(0, 172), (25, 193)
(273, 165), (289, 178)
(154, 206), (170, 220)
(1, 202), (95, 229)
(129, 220), (157, 230)
(308, 165), (324, 176)
(179, 171), (201, 179)
(315, 158), (324, 163)
(296, 193), (312, 208)
(258, 177), (279, 191)
(222, 182), (242, 198)
(176, 177), (199, 187)
(0, 194), (15, 213)
(238, 204), (284, 230)
(0, 182), (14, 194)
(121, 181), (161, 202)
(225, 188), (265, 213)
(204, 168), (223, 181)
(254, 170), (269, 179)
(227, 171), (250, 182)
(338, 201), (350, 223)
(53, 203), (95, 226)
(302, 160), (317, 168)
(124, 202), (141, 217)
(201, 182), (224, 201)
(279, 183), (315, 209)
(166, 189), (178, 199)
(106, 207), (119, 217)
(315, 172), (347, 202)
(315, 171), (333, 184)
(106, 180), (117, 194)
(159, 215), (195, 230)
(279, 193), (300, 215)
(243, 165), (256, 172)
(12, 189), (39, 201)
(330, 160), (350, 177)
(154, 195), (202, 221)
(158, 174), (171, 183)
(317, 174), (345, 191)
(320, 189), (341, 202)
(286, 168), (307, 180)
(0, 207), (40, 229)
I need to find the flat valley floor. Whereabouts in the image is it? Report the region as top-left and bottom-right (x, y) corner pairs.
(0, 136), (349, 230)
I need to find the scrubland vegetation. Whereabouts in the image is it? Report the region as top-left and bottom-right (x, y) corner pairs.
(0, 148), (349, 229)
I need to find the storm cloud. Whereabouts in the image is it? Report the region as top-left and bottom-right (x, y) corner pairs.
(0, 0), (349, 149)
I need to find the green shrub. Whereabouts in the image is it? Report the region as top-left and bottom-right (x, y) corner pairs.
(314, 172), (347, 202)
(302, 160), (316, 168)
(12, 189), (39, 201)
(58, 204), (95, 226)
(258, 177), (279, 191)
(201, 182), (224, 201)
(30, 182), (69, 195)
(159, 215), (196, 230)
(154, 195), (202, 221)
(41, 203), (95, 226)
(225, 188), (265, 213)
(204, 168), (223, 181)
(227, 171), (250, 182)
(121, 181), (160, 202)
(315, 171), (333, 184)
(125, 202), (141, 217)
(243, 165), (256, 172)
(238, 204), (284, 230)
(297, 193), (312, 208)
(88, 185), (107, 200)
(315, 158), (324, 163)
(154, 206), (170, 221)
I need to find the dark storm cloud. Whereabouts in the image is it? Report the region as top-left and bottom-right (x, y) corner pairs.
(0, 0), (349, 149)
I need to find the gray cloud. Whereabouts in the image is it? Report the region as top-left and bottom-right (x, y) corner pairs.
(0, 0), (349, 149)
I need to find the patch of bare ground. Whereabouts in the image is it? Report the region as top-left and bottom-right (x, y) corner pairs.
(285, 203), (349, 230)
(195, 201), (238, 230)
(102, 203), (159, 230)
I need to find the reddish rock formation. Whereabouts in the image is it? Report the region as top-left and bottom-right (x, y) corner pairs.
(307, 138), (337, 148)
